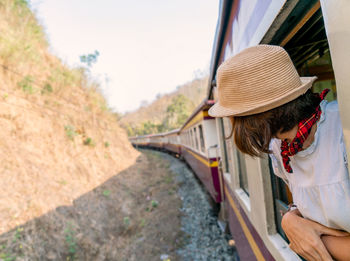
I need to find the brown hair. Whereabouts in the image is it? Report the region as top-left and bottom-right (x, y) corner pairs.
(228, 90), (321, 157)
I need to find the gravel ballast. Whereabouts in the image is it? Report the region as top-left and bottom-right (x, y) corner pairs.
(156, 151), (240, 261)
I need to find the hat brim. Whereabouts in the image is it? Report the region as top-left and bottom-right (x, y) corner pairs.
(208, 76), (317, 117)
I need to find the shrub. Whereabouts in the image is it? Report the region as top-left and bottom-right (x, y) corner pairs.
(83, 137), (95, 146)
(64, 125), (77, 140)
(18, 76), (34, 94)
(41, 83), (53, 94)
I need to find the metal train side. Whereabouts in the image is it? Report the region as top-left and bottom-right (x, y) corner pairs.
(163, 129), (181, 155)
(206, 0), (350, 260)
(178, 100), (223, 203)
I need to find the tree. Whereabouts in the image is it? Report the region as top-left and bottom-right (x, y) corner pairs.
(163, 94), (194, 130)
(80, 50), (100, 68)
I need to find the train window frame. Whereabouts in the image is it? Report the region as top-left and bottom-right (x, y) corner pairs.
(187, 130), (190, 147)
(198, 124), (205, 153)
(232, 149), (251, 213)
(185, 124), (208, 157)
(220, 117), (252, 211)
(237, 151), (249, 195)
(216, 118), (232, 186)
(187, 131), (190, 147)
(189, 129), (193, 149)
(193, 127), (199, 151)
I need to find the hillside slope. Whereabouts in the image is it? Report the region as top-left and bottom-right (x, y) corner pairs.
(0, 0), (139, 233)
(120, 76), (208, 135)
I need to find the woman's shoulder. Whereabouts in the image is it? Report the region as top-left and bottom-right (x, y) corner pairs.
(314, 100), (342, 144)
(321, 100), (341, 126)
(324, 100), (339, 113)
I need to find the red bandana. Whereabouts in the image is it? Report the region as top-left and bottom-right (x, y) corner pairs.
(280, 89), (330, 173)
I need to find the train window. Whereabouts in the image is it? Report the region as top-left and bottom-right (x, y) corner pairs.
(222, 118), (234, 174)
(222, 117), (238, 190)
(190, 129), (194, 148)
(269, 158), (292, 241)
(198, 125), (205, 153)
(187, 130), (190, 147)
(299, 50), (337, 101)
(194, 127), (199, 151)
(219, 118), (230, 173)
(221, 117), (249, 195)
(188, 131), (190, 146)
(237, 151), (249, 195)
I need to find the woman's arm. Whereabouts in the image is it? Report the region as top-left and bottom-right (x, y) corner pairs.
(322, 235), (350, 261)
(282, 209), (349, 261)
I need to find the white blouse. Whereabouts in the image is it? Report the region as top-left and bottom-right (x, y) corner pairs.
(269, 100), (350, 232)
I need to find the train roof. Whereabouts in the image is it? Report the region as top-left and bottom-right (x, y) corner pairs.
(207, 0), (233, 100)
(163, 129), (180, 136)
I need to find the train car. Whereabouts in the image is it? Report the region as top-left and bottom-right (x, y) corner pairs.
(148, 133), (164, 150)
(179, 100), (223, 203)
(129, 135), (150, 148)
(207, 0), (350, 260)
(163, 129), (181, 155)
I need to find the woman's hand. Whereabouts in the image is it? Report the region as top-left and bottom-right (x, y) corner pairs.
(281, 209), (349, 261)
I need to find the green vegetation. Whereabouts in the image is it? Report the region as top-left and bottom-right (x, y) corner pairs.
(83, 137), (95, 146)
(123, 217), (130, 226)
(139, 218), (146, 228)
(124, 94), (194, 136)
(41, 83), (53, 94)
(0, 252), (16, 261)
(80, 50), (99, 68)
(103, 189), (111, 197)
(163, 94), (193, 129)
(146, 199), (159, 212)
(64, 224), (77, 260)
(64, 125), (77, 140)
(13, 227), (23, 243)
(151, 200), (159, 208)
(18, 75), (34, 93)
(0, 227), (25, 261)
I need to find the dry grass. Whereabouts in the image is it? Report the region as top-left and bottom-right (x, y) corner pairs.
(0, 151), (183, 261)
(0, 93), (139, 234)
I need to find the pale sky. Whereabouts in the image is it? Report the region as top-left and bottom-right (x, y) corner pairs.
(30, 0), (219, 113)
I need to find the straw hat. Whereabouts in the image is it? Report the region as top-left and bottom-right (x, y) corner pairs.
(208, 45), (317, 117)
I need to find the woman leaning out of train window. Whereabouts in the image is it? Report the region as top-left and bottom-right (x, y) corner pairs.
(209, 45), (350, 261)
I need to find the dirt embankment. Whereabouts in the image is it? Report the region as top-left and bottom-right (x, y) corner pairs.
(0, 0), (141, 232)
(0, 150), (183, 261)
(0, 0), (140, 251)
